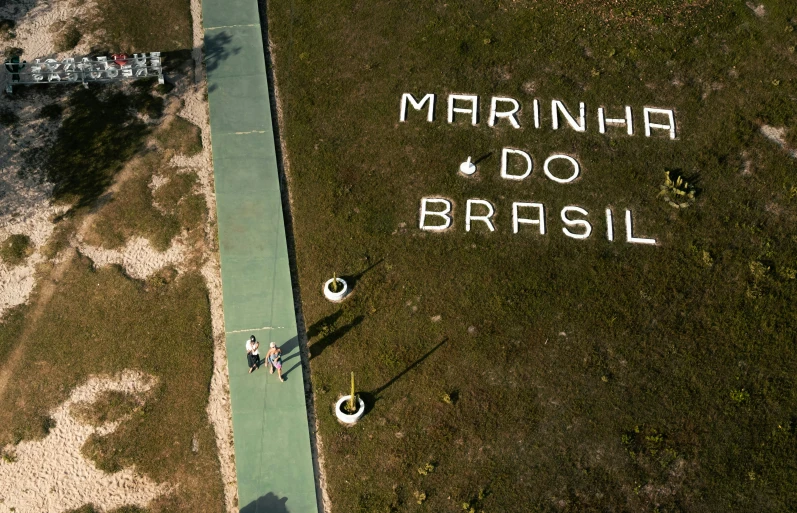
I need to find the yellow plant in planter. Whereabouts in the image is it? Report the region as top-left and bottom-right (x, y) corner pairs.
(345, 372), (357, 414)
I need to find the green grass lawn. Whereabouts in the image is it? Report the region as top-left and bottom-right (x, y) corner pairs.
(267, 0), (797, 511)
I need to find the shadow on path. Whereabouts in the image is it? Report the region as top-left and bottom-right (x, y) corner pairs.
(240, 492), (290, 513)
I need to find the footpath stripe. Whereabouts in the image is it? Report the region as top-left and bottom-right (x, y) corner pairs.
(201, 0), (320, 510)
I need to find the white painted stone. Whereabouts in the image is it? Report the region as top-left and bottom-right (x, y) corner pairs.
(513, 202), (545, 234)
(543, 155), (580, 183)
(466, 199), (496, 232)
(419, 198), (452, 231)
(501, 148), (533, 180)
(448, 94), (479, 125)
(400, 93), (435, 122)
(561, 206), (592, 239)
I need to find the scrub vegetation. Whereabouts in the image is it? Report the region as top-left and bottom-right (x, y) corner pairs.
(0, 31), (222, 513)
(267, 0), (797, 511)
(0, 233), (33, 265)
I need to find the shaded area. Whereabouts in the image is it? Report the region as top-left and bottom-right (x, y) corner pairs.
(204, 31), (242, 92)
(240, 493), (289, 513)
(308, 314), (364, 360)
(31, 87), (149, 209)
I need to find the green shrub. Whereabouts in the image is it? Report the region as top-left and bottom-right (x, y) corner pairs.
(54, 25), (82, 52)
(0, 234), (33, 265)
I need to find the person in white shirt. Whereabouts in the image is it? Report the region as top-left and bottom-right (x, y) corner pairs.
(246, 335), (260, 374)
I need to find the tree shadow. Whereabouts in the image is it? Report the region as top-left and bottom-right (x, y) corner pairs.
(309, 315), (364, 360)
(204, 31), (242, 91)
(239, 492), (290, 513)
(369, 337), (448, 402)
(306, 309), (344, 339)
(29, 86), (151, 209)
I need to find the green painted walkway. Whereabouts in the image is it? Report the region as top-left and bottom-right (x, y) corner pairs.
(201, 1), (320, 511)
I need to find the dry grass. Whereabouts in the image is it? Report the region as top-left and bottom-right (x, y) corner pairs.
(268, 0), (797, 510)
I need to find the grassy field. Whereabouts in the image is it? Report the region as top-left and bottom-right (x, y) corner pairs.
(0, 5), (224, 510)
(266, 0), (797, 511)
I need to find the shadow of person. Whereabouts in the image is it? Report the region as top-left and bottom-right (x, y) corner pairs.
(239, 492), (290, 513)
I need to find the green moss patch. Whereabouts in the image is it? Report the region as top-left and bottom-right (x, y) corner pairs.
(0, 234), (33, 265)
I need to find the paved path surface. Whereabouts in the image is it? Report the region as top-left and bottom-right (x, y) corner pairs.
(201, 1), (320, 511)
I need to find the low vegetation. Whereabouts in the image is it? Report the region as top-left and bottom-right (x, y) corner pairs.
(0, 16), (222, 512)
(268, 0), (797, 510)
(54, 24), (82, 53)
(71, 390), (143, 427)
(0, 234), (33, 265)
(156, 116), (203, 156)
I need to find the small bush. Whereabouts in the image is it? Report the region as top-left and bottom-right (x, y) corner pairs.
(0, 234), (33, 265)
(0, 18), (15, 40)
(3, 46), (22, 60)
(54, 25), (82, 53)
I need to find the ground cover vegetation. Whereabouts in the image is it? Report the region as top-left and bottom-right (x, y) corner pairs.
(0, 7), (224, 511)
(267, 0), (797, 511)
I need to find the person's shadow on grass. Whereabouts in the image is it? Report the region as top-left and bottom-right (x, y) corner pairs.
(239, 492), (289, 513)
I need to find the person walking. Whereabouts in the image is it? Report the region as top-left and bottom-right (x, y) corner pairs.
(266, 342), (284, 382)
(246, 335), (260, 374)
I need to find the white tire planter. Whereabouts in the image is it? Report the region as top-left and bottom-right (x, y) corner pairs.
(323, 277), (348, 302)
(335, 395), (365, 425)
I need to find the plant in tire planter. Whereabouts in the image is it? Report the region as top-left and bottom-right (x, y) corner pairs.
(323, 272), (348, 302)
(335, 372), (365, 425)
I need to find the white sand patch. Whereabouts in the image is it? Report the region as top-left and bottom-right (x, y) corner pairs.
(0, 370), (169, 513)
(149, 173), (170, 192)
(0, 0), (94, 71)
(76, 235), (187, 280)
(745, 1), (766, 17)
(175, 0), (238, 508)
(761, 125), (797, 159)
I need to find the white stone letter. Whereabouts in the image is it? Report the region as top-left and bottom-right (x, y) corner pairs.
(488, 97), (520, 128)
(400, 93), (435, 122)
(448, 94), (479, 125)
(561, 206), (592, 239)
(643, 107), (676, 139)
(533, 99), (540, 129)
(605, 208), (614, 241)
(543, 155), (580, 184)
(419, 198), (452, 231)
(466, 199), (495, 232)
(552, 100), (586, 132)
(513, 202), (545, 234)
(598, 106), (633, 135)
(625, 210), (657, 245)
(501, 148), (533, 181)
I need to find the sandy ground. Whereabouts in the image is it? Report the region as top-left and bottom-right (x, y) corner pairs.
(0, 0), (95, 320)
(76, 234), (188, 280)
(0, 0), (239, 510)
(761, 125), (797, 159)
(0, 371), (169, 513)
